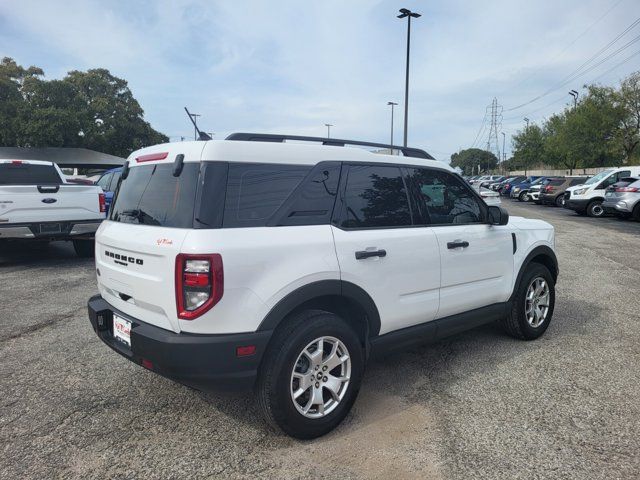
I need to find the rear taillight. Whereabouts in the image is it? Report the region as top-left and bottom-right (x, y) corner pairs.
(616, 187), (639, 192)
(175, 254), (223, 320)
(544, 185), (553, 192)
(99, 192), (106, 213)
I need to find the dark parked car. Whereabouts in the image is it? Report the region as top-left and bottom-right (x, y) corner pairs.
(539, 177), (588, 207)
(500, 176), (527, 196)
(509, 176), (543, 201)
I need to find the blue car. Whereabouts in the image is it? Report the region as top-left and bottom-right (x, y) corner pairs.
(95, 167), (122, 214)
(509, 176), (543, 201)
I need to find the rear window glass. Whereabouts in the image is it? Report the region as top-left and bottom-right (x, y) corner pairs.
(223, 163), (311, 228)
(110, 163), (199, 228)
(569, 178), (587, 186)
(549, 179), (565, 186)
(0, 163), (61, 185)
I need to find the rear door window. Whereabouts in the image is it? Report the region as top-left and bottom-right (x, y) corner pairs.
(0, 163), (61, 185)
(223, 163), (311, 228)
(340, 164), (412, 229)
(110, 163), (199, 228)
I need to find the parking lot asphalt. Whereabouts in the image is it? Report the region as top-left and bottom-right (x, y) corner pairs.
(1, 202), (639, 480)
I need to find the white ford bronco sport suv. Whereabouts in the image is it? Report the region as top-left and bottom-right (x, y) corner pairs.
(88, 134), (558, 439)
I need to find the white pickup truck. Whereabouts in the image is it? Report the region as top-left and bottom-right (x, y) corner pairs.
(0, 159), (106, 257)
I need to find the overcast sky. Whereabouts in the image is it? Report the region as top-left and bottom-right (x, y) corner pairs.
(1, 0), (639, 161)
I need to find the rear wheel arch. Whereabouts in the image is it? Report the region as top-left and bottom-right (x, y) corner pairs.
(257, 280), (381, 346)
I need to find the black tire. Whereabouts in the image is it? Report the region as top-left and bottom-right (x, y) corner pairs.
(633, 204), (640, 222)
(256, 310), (364, 439)
(501, 263), (555, 340)
(586, 200), (605, 218)
(73, 239), (95, 258)
(555, 195), (565, 207)
(518, 191), (529, 202)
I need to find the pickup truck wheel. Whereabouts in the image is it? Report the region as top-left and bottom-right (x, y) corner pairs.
(586, 200), (605, 217)
(555, 195), (565, 207)
(256, 310), (364, 439)
(73, 239), (95, 258)
(501, 263), (555, 340)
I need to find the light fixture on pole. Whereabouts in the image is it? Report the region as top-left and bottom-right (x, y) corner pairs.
(324, 123), (333, 138)
(387, 101), (398, 154)
(397, 7), (421, 147)
(569, 90), (578, 109)
(524, 117), (530, 130)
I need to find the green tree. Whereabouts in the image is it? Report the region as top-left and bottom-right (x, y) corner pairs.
(0, 57), (167, 156)
(450, 148), (498, 175)
(511, 123), (545, 174)
(614, 72), (640, 162)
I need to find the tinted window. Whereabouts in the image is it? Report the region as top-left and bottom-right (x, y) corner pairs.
(271, 162), (341, 227)
(109, 171), (122, 191)
(407, 168), (485, 225)
(96, 172), (113, 190)
(549, 179), (565, 186)
(223, 163), (311, 228)
(569, 177), (587, 186)
(0, 163), (61, 185)
(341, 165), (411, 228)
(110, 163), (199, 228)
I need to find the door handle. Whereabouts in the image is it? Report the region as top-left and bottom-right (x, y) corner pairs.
(447, 241), (469, 249)
(355, 249), (387, 260)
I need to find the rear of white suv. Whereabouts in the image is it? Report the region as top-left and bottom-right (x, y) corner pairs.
(89, 138), (558, 439)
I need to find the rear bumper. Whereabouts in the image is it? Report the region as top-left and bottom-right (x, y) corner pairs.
(87, 294), (272, 392)
(539, 193), (558, 204)
(0, 220), (102, 240)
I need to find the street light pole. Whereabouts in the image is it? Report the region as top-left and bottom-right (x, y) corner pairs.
(501, 132), (506, 174)
(387, 101), (398, 153)
(397, 8), (421, 147)
(569, 90), (578, 109)
(324, 123), (333, 138)
(524, 117), (530, 130)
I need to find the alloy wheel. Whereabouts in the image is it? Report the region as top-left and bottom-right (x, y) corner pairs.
(290, 336), (351, 419)
(525, 277), (550, 328)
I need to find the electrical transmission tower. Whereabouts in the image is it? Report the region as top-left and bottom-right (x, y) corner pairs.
(486, 97), (503, 171)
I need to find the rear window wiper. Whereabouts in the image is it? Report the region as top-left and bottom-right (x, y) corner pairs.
(119, 208), (161, 226)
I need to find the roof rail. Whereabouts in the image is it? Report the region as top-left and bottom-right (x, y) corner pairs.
(224, 133), (435, 160)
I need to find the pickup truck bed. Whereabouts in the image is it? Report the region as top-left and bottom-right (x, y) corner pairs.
(0, 159), (106, 256)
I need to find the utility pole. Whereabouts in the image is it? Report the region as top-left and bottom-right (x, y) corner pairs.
(324, 124), (333, 138)
(387, 101), (398, 154)
(397, 8), (421, 147)
(189, 113), (201, 140)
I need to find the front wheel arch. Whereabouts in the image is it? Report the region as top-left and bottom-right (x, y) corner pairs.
(511, 246), (558, 302)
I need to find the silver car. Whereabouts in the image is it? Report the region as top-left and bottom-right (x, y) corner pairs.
(602, 178), (640, 220)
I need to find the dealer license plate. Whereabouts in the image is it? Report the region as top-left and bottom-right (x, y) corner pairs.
(113, 314), (131, 347)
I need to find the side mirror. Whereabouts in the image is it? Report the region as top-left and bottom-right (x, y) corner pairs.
(488, 205), (509, 226)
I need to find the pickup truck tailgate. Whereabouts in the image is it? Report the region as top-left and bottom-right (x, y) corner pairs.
(0, 185), (103, 223)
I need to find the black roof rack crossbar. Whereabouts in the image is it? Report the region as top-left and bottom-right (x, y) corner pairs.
(224, 133), (435, 160)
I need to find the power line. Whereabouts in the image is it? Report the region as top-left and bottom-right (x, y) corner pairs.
(470, 109), (488, 147)
(591, 47), (640, 81)
(501, 0), (625, 98)
(506, 15), (640, 111)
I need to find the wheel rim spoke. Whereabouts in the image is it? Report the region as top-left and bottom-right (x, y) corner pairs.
(525, 276), (551, 328)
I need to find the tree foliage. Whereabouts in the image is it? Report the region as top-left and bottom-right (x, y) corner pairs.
(0, 57), (167, 157)
(450, 148), (498, 175)
(507, 71), (640, 172)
